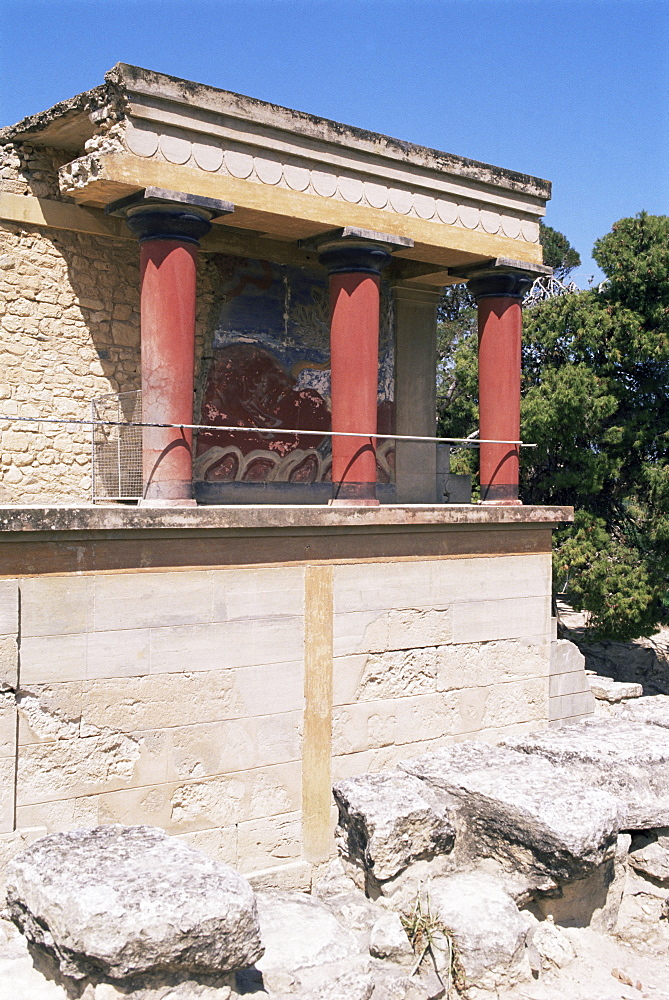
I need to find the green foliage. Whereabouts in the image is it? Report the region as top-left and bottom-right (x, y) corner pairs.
(539, 221), (581, 279)
(438, 212), (669, 641)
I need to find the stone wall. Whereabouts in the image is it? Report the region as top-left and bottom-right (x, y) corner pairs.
(0, 215), (217, 504)
(0, 545), (559, 891)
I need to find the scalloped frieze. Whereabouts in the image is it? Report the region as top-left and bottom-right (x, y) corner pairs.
(122, 122), (540, 244)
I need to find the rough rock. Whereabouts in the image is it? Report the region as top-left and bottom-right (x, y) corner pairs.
(369, 911), (414, 965)
(313, 971), (375, 1000)
(255, 890), (367, 991)
(619, 693), (669, 727)
(5, 825), (262, 981)
(587, 674), (643, 703)
(524, 914), (575, 971)
(628, 830), (669, 884)
(507, 717), (669, 828)
(615, 870), (669, 954)
(427, 872), (531, 994)
(400, 741), (620, 881)
(333, 772), (455, 882)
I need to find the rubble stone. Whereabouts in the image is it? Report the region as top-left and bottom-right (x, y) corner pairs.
(5, 825), (262, 981)
(333, 772), (455, 882)
(369, 911), (414, 965)
(428, 872), (531, 993)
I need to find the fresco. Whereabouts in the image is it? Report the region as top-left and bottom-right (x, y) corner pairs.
(194, 256), (395, 485)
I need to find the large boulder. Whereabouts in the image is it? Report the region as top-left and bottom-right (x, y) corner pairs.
(5, 825), (262, 982)
(399, 741), (620, 882)
(507, 718), (669, 828)
(333, 772), (455, 883)
(619, 694), (669, 728)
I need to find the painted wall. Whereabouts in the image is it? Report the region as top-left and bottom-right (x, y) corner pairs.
(194, 256), (395, 490)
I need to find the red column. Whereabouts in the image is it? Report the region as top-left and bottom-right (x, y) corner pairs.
(329, 271), (381, 503)
(468, 270), (532, 505)
(109, 189), (233, 506)
(139, 239), (198, 506)
(318, 239), (394, 505)
(478, 295), (522, 504)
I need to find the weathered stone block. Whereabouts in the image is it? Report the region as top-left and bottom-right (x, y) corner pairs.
(6, 825), (262, 980)
(0, 580), (18, 635)
(19, 576), (94, 638)
(0, 634), (18, 691)
(0, 755), (16, 833)
(237, 811), (303, 874)
(94, 570), (214, 632)
(619, 694), (669, 727)
(355, 647), (438, 701)
(20, 634), (87, 685)
(149, 616), (304, 673)
(333, 771), (455, 881)
(509, 718), (669, 828)
(212, 565), (304, 621)
(401, 741), (620, 880)
(86, 628), (151, 679)
(437, 638), (550, 692)
(451, 596), (551, 644)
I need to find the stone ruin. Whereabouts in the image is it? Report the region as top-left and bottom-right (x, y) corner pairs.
(2, 707), (669, 1000)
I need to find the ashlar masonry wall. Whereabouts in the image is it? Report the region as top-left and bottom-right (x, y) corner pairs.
(0, 508), (580, 891)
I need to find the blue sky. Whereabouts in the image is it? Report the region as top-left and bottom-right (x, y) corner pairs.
(1, 0), (667, 286)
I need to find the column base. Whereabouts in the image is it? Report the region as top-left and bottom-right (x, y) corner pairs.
(139, 498), (198, 508)
(328, 498), (380, 507)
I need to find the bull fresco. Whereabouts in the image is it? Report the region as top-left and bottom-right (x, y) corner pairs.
(194, 256), (395, 487)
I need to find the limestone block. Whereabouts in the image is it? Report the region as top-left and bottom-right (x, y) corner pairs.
(167, 761), (301, 833)
(588, 674), (643, 703)
(78, 671), (240, 734)
(628, 837), (669, 884)
(615, 870), (669, 954)
(548, 691), (595, 722)
(509, 718), (669, 828)
(94, 570), (214, 632)
(437, 638), (550, 692)
(0, 635), (18, 691)
(333, 771), (455, 881)
(549, 669), (592, 698)
(15, 728), (172, 806)
(429, 873), (531, 993)
(247, 860), (312, 892)
(86, 628), (151, 680)
(0, 579), (18, 636)
(332, 700), (397, 755)
(233, 659), (304, 717)
(0, 691), (16, 756)
(19, 576), (94, 638)
(149, 616), (304, 673)
(451, 596), (551, 644)
(175, 826), (238, 867)
(6, 825), (263, 980)
(355, 647), (438, 701)
(212, 565), (304, 621)
(16, 794), (100, 834)
(335, 608), (451, 659)
(333, 555), (551, 615)
(236, 811), (303, 874)
(165, 711), (301, 782)
(20, 634), (87, 685)
(550, 638), (586, 676)
(401, 741), (620, 881)
(0, 756), (16, 833)
(333, 654), (367, 707)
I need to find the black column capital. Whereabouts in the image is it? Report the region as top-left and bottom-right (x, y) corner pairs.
(301, 226), (412, 277)
(106, 186), (234, 246)
(449, 256), (551, 302)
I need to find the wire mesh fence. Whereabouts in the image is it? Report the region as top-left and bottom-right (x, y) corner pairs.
(91, 391), (143, 501)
